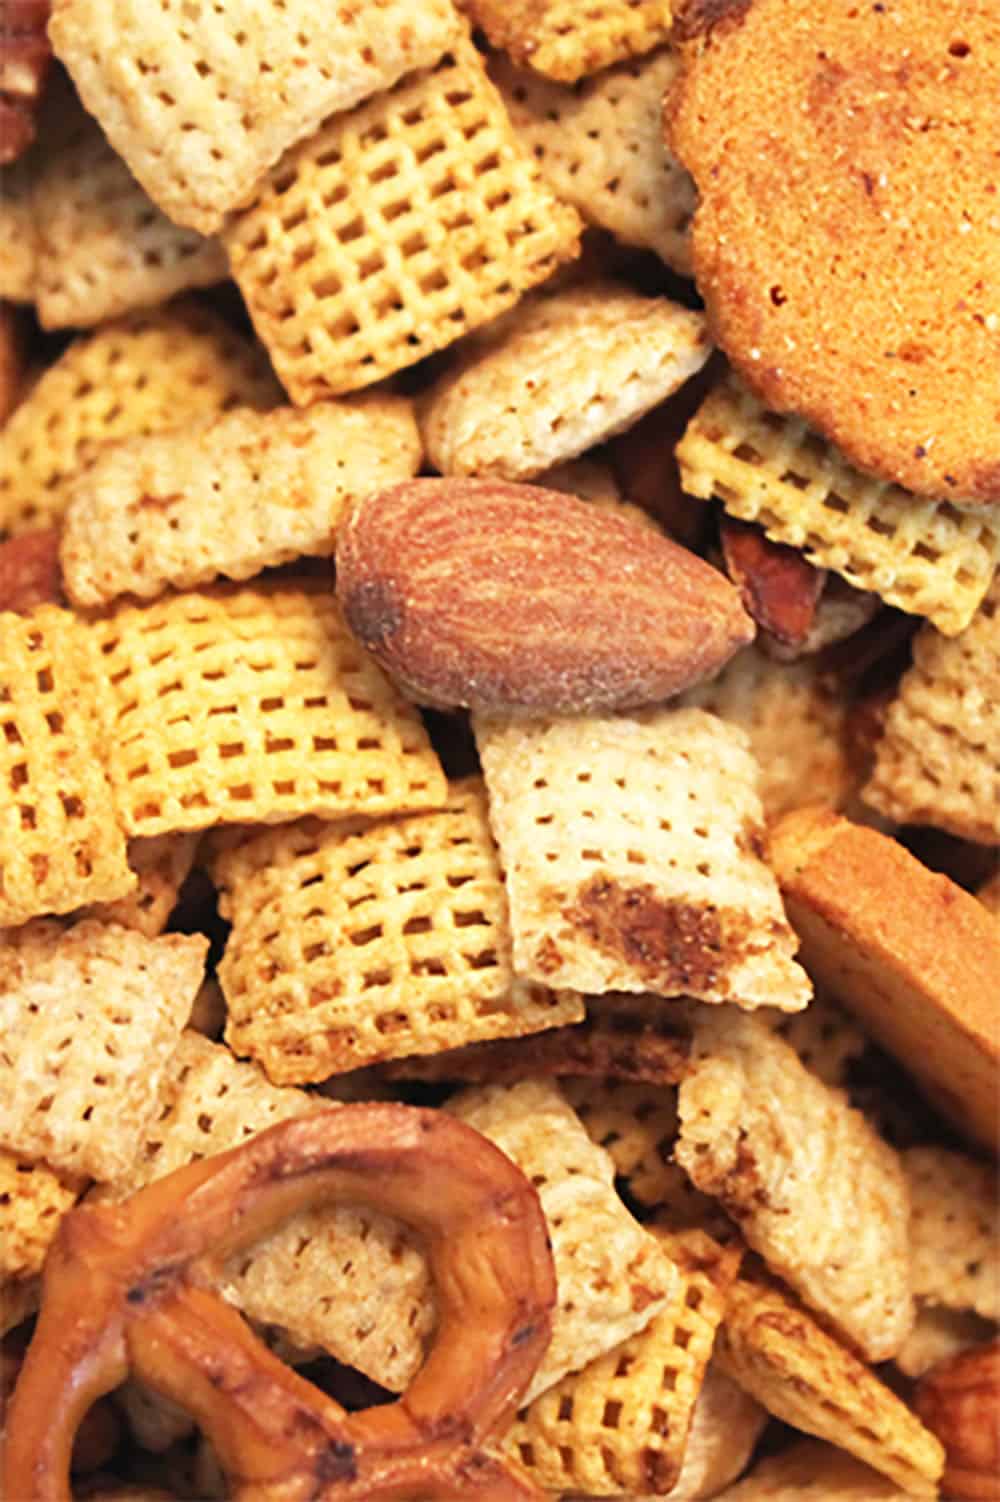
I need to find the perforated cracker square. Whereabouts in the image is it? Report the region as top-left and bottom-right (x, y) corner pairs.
(49, 0), (462, 235)
(492, 46), (694, 274)
(0, 156), (38, 303)
(89, 581), (447, 840)
(465, 0), (673, 81)
(0, 303), (280, 537)
(103, 1032), (434, 1392)
(903, 1146), (998, 1321)
(864, 575), (1000, 842)
(0, 1150), (84, 1282)
(475, 706), (811, 1009)
(504, 1224), (742, 1495)
(61, 394), (422, 608)
(716, 1273), (944, 1496)
(676, 374), (1000, 635)
(449, 1077), (678, 1403)
(561, 1076), (684, 1211)
(224, 33), (583, 404)
(80, 834), (201, 938)
(0, 921), (206, 1180)
(212, 782), (581, 1084)
(0, 606), (133, 925)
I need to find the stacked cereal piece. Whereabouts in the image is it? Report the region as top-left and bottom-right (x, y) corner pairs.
(463, 0), (674, 81)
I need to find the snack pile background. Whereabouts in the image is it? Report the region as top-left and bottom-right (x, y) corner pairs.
(0, 0), (998, 1498)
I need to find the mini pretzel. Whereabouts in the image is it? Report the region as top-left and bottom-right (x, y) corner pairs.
(3, 1104), (557, 1501)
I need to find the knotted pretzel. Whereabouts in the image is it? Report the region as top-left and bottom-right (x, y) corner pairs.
(3, 1104), (557, 1501)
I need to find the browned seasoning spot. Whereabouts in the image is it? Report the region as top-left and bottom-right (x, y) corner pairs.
(566, 876), (730, 991)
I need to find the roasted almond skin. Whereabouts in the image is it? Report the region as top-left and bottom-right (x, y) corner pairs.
(914, 1342), (1000, 1501)
(336, 478), (755, 715)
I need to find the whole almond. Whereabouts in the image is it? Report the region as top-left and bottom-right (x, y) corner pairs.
(914, 1341), (1000, 1500)
(336, 478), (754, 715)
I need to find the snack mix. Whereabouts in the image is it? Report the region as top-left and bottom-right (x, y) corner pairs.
(1, 1), (998, 1499)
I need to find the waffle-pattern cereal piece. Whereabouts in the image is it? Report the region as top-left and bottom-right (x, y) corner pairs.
(225, 34), (582, 404)
(505, 1226), (742, 1494)
(0, 1149), (83, 1281)
(865, 576), (1000, 841)
(78, 834), (201, 938)
(493, 47), (693, 274)
(89, 582), (447, 840)
(102, 1032), (435, 1392)
(449, 1077), (679, 1403)
(0, 921), (206, 1180)
(561, 1076), (686, 1211)
(49, 0), (462, 235)
(677, 1008), (912, 1363)
(903, 1146), (998, 1321)
(0, 156), (38, 302)
(0, 607), (132, 925)
(769, 806), (1000, 1154)
(715, 1275), (944, 1496)
(464, 0), (673, 81)
(0, 304), (280, 536)
(717, 1439), (913, 1500)
(475, 706), (811, 1009)
(759, 989), (868, 1091)
(213, 784), (581, 1083)
(61, 395), (422, 607)
(894, 1306), (997, 1381)
(678, 646), (856, 821)
(421, 282), (709, 480)
(676, 376), (1000, 636)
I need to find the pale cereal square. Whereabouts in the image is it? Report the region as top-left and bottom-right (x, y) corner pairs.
(903, 1146), (998, 1321)
(466, 0), (674, 82)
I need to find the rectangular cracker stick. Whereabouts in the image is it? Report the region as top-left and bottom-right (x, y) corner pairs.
(464, 0), (674, 82)
(89, 581), (447, 839)
(61, 395), (422, 607)
(224, 32), (582, 403)
(448, 1077), (679, 1404)
(49, 0), (462, 234)
(0, 606), (132, 925)
(903, 1146), (998, 1321)
(676, 374), (1000, 636)
(212, 782), (582, 1083)
(0, 921), (207, 1179)
(769, 806), (1000, 1152)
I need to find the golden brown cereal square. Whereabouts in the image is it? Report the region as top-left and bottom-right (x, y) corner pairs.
(0, 606), (132, 925)
(79, 834), (201, 938)
(0, 1149), (84, 1281)
(464, 0), (674, 82)
(224, 34), (582, 403)
(89, 581), (447, 839)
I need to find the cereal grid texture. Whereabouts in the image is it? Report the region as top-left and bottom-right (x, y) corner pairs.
(562, 1076), (687, 1211)
(0, 607), (132, 925)
(676, 375), (1000, 635)
(449, 1077), (678, 1404)
(903, 1146), (998, 1321)
(677, 1009), (912, 1363)
(0, 1149), (82, 1281)
(61, 394), (422, 607)
(213, 784), (582, 1083)
(0, 305), (280, 537)
(80, 833), (201, 938)
(49, 0), (462, 235)
(678, 645), (856, 820)
(493, 47), (694, 273)
(224, 34), (582, 404)
(89, 582), (447, 839)
(716, 1275), (944, 1496)
(421, 282), (709, 481)
(865, 574), (1000, 841)
(29, 85), (227, 330)
(105, 1033), (435, 1391)
(0, 157), (38, 302)
(505, 1225), (740, 1495)
(719, 1439), (911, 1500)
(464, 0), (673, 81)
(759, 990), (868, 1091)
(0, 922), (206, 1180)
(475, 706), (811, 1008)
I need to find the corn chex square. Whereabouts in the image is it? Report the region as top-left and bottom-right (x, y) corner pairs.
(61, 395), (422, 608)
(903, 1146), (998, 1321)
(448, 1077), (679, 1404)
(865, 574), (1000, 842)
(0, 157), (37, 303)
(212, 782), (581, 1084)
(758, 989), (868, 1091)
(0, 1149), (84, 1282)
(475, 706), (811, 1009)
(465, 0), (673, 82)
(505, 1225), (742, 1495)
(80, 834), (201, 938)
(0, 607), (132, 925)
(676, 375), (1000, 636)
(49, 0), (462, 235)
(492, 46), (694, 274)
(224, 32), (582, 404)
(0, 921), (206, 1180)
(716, 1274), (944, 1497)
(420, 281), (710, 481)
(88, 581), (447, 840)
(102, 1032), (435, 1392)
(0, 304), (280, 537)
(562, 1076), (686, 1212)
(677, 1007), (913, 1364)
